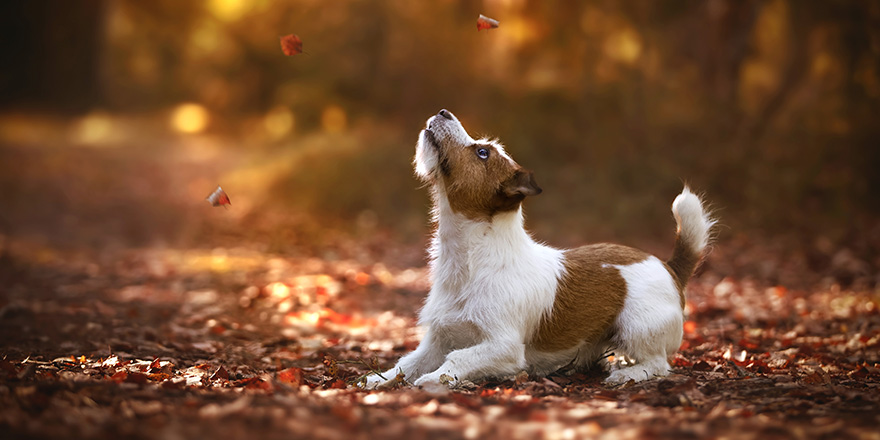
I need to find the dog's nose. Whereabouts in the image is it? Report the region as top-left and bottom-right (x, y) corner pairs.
(438, 109), (453, 120)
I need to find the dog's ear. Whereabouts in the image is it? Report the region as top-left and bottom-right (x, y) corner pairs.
(502, 169), (542, 199)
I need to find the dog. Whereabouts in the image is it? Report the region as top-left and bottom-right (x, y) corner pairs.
(366, 109), (714, 389)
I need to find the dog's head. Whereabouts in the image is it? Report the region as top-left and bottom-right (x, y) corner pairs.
(414, 109), (541, 220)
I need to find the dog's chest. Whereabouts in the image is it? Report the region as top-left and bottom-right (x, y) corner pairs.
(421, 224), (565, 343)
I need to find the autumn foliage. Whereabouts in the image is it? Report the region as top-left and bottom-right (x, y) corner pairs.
(1, 1), (879, 439)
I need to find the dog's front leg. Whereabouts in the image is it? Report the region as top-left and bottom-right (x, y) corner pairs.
(364, 328), (447, 388)
(413, 337), (525, 388)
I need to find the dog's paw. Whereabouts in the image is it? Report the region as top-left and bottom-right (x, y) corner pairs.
(605, 363), (671, 384)
(413, 372), (456, 393)
(360, 371), (408, 390)
(605, 368), (645, 384)
(360, 373), (385, 390)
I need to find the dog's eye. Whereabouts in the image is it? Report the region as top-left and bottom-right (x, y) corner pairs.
(476, 147), (490, 160)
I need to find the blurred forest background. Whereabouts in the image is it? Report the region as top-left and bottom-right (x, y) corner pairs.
(1, 0), (879, 281)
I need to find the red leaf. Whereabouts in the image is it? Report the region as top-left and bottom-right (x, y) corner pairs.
(205, 186), (231, 207)
(126, 371), (149, 384)
(592, 390), (619, 401)
(236, 376), (273, 391)
(477, 14), (500, 31)
(328, 378), (347, 389)
(278, 367), (303, 386)
(738, 338), (761, 350)
(692, 360), (713, 371)
(280, 34), (303, 56)
(480, 388), (498, 397)
(745, 360), (771, 374)
(210, 366), (229, 381)
(109, 370), (128, 383)
(673, 355), (694, 368)
(0, 360), (17, 376)
(162, 378), (185, 390)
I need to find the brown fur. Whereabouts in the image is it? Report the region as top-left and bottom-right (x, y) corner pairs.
(439, 142), (540, 220)
(529, 243), (649, 352)
(665, 232), (702, 308)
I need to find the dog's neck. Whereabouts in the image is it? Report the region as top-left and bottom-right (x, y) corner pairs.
(428, 186), (535, 292)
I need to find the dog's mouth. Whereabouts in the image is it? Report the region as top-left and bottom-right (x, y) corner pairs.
(423, 128), (439, 150)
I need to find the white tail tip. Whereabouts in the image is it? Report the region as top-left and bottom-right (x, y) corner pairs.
(671, 187), (714, 254)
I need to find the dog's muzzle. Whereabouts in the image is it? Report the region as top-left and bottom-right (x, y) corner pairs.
(423, 128), (439, 150)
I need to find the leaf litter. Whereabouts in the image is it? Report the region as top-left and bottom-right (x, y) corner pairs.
(1, 227), (878, 440)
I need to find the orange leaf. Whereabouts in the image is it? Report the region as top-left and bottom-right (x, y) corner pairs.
(278, 367), (303, 386)
(323, 355), (338, 377)
(280, 34), (303, 56)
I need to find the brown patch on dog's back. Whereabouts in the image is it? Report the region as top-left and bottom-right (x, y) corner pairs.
(530, 243), (648, 353)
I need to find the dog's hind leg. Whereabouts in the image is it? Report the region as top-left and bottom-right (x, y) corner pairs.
(604, 257), (683, 383)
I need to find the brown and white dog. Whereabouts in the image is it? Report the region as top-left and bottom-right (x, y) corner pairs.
(366, 109), (714, 388)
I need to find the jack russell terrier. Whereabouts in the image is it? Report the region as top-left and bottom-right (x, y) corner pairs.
(366, 109), (714, 389)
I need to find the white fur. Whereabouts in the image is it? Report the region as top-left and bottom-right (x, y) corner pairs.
(366, 192), (565, 388)
(366, 111), (709, 389)
(672, 187), (715, 255)
(605, 256), (683, 383)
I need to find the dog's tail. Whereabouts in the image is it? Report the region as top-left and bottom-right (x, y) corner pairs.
(666, 187), (715, 293)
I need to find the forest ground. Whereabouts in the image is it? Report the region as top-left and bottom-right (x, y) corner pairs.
(1, 118), (879, 439)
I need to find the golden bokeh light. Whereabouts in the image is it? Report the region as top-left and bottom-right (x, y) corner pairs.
(321, 105), (347, 133)
(170, 103), (210, 134)
(500, 16), (538, 47)
(604, 28), (642, 65)
(73, 111), (114, 146)
(266, 282), (291, 300)
(207, 0), (251, 22)
(263, 106), (295, 140)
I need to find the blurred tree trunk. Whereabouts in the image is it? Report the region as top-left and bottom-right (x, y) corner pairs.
(0, 0), (106, 113)
(737, 3), (810, 144)
(704, 0), (762, 111)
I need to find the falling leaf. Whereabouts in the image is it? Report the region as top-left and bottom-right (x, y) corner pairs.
(205, 186), (231, 207)
(280, 34), (303, 56)
(477, 14), (499, 31)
